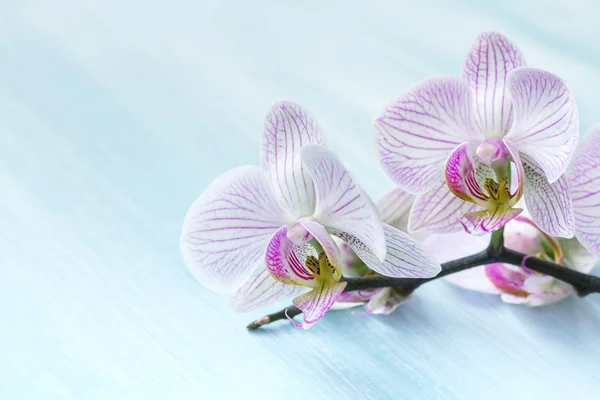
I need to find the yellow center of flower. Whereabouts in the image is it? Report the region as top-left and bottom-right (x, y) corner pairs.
(483, 177), (510, 206)
(305, 252), (339, 282)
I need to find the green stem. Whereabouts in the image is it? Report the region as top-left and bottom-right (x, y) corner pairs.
(488, 226), (504, 257)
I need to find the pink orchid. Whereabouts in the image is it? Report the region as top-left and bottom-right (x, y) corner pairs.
(180, 101), (440, 328)
(373, 31), (578, 237)
(424, 216), (596, 306)
(567, 126), (600, 256)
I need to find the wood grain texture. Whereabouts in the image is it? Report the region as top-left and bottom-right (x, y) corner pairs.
(0, 1), (599, 399)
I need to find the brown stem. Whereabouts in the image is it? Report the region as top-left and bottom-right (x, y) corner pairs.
(247, 233), (600, 330)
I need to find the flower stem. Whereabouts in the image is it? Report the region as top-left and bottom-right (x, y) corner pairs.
(343, 249), (493, 295)
(247, 228), (600, 330)
(501, 248), (600, 297)
(488, 226), (504, 257)
(246, 306), (301, 330)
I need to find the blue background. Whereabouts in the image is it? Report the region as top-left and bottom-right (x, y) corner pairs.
(1, 1), (599, 399)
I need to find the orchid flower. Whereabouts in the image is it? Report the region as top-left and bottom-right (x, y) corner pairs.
(424, 216), (597, 306)
(180, 101), (441, 328)
(373, 31), (578, 237)
(567, 126), (600, 256)
(336, 188), (419, 314)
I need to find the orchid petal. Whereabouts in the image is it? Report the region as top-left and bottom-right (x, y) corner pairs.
(180, 166), (287, 293)
(409, 180), (479, 233)
(567, 127), (600, 255)
(502, 291), (569, 307)
(299, 220), (343, 274)
(376, 188), (415, 230)
(444, 266), (501, 294)
(361, 288), (391, 315)
(333, 224), (441, 278)
(522, 157), (575, 238)
(367, 288), (406, 315)
(504, 67), (579, 183)
(262, 101), (323, 218)
(372, 77), (482, 193)
(230, 265), (309, 312)
(485, 263), (528, 296)
(461, 206), (523, 235)
(422, 230), (490, 264)
(265, 226), (318, 287)
(291, 280), (348, 329)
(522, 274), (555, 293)
(301, 144), (386, 261)
(445, 143), (490, 205)
(330, 301), (365, 311)
(519, 275), (573, 306)
(335, 290), (372, 303)
(473, 160), (497, 189)
(499, 293), (528, 305)
(503, 140), (525, 204)
(557, 237), (598, 274)
(463, 32), (526, 135)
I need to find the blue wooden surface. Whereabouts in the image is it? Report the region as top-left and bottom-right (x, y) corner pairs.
(1, 1), (599, 399)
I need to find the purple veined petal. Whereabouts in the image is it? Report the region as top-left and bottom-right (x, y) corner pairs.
(335, 291), (372, 303)
(230, 264), (309, 312)
(180, 166), (288, 294)
(291, 280), (348, 329)
(444, 266), (501, 294)
(445, 142), (490, 206)
(521, 155), (575, 238)
(265, 226), (318, 287)
(504, 67), (579, 183)
(567, 127), (600, 256)
(462, 32), (526, 136)
(299, 220), (343, 274)
(460, 206), (523, 235)
(376, 187), (416, 230)
(332, 224), (441, 278)
(503, 139), (525, 205)
(408, 179), (479, 234)
(372, 77), (483, 194)
(301, 144), (386, 262)
(261, 101), (324, 218)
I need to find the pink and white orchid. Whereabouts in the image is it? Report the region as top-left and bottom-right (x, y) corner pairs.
(373, 31), (578, 237)
(425, 216), (596, 306)
(180, 101), (441, 328)
(567, 126), (600, 256)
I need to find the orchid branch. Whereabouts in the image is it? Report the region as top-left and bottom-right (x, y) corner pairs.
(246, 306), (302, 330)
(247, 232), (600, 330)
